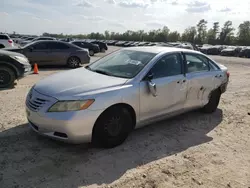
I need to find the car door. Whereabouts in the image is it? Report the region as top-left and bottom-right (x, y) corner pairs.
(139, 53), (188, 123)
(183, 53), (218, 109)
(24, 42), (51, 65)
(47, 42), (70, 65)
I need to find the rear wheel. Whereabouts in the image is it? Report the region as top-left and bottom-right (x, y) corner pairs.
(202, 89), (221, 113)
(0, 66), (16, 88)
(0, 44), (5, 49)
(89, 50), (94, 56)
(67, 57), (80, 68)
(92, 106), (133, 148)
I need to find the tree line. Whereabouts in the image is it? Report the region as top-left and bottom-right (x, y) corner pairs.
(43, 19), (250, 46)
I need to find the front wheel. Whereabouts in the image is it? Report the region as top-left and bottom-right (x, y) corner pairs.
(92, 106), (133, 148)
(201, 89), (221, 113)
(0, 66), (16, 88)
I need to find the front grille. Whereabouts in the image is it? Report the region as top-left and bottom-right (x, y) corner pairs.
(26, 89), (50, 111)
(27, 97), (48, 111)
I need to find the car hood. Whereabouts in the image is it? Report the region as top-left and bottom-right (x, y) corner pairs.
(0, 49), (25, 57)
(3, 47), (23, 53)
(34, 68), (128, 99)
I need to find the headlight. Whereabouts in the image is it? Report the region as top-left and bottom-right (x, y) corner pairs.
(11, 56), (28, 63)
(48, 99), (95, 112)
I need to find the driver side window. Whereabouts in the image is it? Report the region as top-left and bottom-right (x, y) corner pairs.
(150, 53), (182, 79)
(32, 43), (47, 50)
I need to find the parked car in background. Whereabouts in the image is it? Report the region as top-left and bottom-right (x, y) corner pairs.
(205, 45), (223, 55)
(115, 41), (127, 46)
(0, 49), (31, 88)
(19, 37), (36, 46)
(15, 36), (29, 44)
(25, 47), (229, 148)
(0, 34), (14, 48)
(238, 47), (250, 58)
(70, 41), (100, 56)
(91, 41), (108, 52)
(59, 38), (74, 42)
(220, 46), (237, 56)
(3, 40), (90, 68)
(199, 44), (213, 54)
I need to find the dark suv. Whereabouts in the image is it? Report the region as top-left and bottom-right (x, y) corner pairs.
(0, 50), (31, 88)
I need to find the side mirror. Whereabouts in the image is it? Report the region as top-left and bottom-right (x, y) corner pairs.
(145, 73), (157, 97)
(147, 72), (154, 81)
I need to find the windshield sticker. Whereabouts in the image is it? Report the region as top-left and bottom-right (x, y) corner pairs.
(126, 59), (142, 65)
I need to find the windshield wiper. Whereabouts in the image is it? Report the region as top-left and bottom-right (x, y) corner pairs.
(85, 65), (91, 70)
(94, 69), (113, 76)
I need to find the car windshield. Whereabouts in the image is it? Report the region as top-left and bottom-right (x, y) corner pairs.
(88, 50), (156, 78)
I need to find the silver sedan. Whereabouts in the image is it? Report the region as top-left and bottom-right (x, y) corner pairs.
(25, 47), (229, 148)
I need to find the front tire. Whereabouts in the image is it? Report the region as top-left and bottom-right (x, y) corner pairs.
(0, 66), (16, 88)
(202, 89), (221, 113)
(92, 106), (133, 148)
(67, 57), (80, 68)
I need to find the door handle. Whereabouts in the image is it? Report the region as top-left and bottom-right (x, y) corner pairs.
(215, 74), (222, 78)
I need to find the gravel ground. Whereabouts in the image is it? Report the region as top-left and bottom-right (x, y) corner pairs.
(0, 47), (250, 188)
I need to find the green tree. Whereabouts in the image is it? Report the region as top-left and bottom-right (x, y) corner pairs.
(182, 27), (197, 43)
(168, 31), (180, 42)
(237, 21), (250, 45)
(219, 21), (234, 45)
(196, 19), (208, 44)
(207, 22), (220, 45)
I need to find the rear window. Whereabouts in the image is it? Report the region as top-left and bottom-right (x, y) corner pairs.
(0, 35), (9, 40)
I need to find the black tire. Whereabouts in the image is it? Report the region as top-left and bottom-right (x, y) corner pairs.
(92, 106), (133, 148)
(89, 50), (94, 56)
(67, 57), (80, 68)
(0, 66), (16, 88)
(0, 44), (5, 49)
(202, 89), (221, 113)
(101, 48), (105, 53)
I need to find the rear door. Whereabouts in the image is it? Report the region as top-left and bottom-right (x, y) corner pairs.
(47, 42), (70, 65)
(183, 52), (217, 109)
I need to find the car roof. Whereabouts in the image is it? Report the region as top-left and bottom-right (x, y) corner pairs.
(124, 46), (201, 54)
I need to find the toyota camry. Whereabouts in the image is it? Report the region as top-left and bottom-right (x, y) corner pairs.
(26, 47), (229, 148)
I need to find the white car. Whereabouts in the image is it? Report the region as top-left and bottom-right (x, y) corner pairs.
(0, 34), (14, 48)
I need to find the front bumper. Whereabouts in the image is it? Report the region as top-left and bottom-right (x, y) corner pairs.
(25, 90), (104, 143)
(18, 65), (32, 80)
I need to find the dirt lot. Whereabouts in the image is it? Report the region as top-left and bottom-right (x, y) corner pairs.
(0, 47), (250, 188)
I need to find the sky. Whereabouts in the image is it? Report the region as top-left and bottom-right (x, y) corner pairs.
(1, 0), (250, 35)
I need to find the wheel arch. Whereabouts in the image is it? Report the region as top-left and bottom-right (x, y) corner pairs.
(0, 62), (19, 78)
(91, 103), (137, 140)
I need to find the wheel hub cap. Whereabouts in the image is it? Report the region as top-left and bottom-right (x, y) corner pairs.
(105, 116), (122, 137)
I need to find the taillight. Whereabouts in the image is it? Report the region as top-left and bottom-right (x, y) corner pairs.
(226, 71), (230, 78)
(8, 40), (13, 44)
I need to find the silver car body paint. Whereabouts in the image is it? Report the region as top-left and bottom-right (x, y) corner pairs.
(26, 47), (229, 143)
